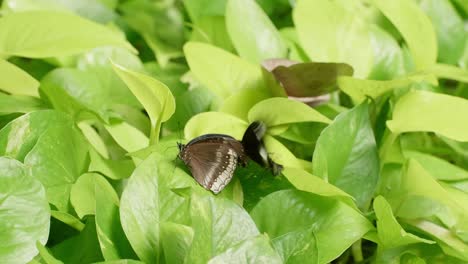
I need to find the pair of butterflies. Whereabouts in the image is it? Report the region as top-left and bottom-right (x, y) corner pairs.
(177, 121), (282, 194)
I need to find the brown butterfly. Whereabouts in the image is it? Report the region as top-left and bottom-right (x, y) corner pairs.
(177, 134), (247, 194)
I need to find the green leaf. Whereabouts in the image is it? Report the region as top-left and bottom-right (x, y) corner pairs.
(312, 102), (379, 209)
(0, 110), (63, 160)
(235, 161), (293, 211)
(26, 126), (88, 211)
(0, 157), (50, 264)
(40, 56), (142, 123)
(1, 0), (117, 24)
(183, 0), (226, 23)
(51, 217), (104, 263)
(367, 24), (405, 80)
(337, 75), (434, 103)
(78, 122), (109, 159)
(220, 88), (269, 120)
(40, 68), (115, 123)
(70, 173), (110, 219)
(293, 0), (373, 78)
(375, 243), (463, 263)
(160, 222), (194, 264)
(279, 28), (310, 62)
(189, 16), (234, 52)
(248, 97), (331, 129)
(272, 227), (318, 264)
(425, 63), (468, 83)
(38, 75), (93, 121)
(452, 0), (468, 15)
(184, 42), (265, 98)
(120, 0), (185, 66)
(104, 122), (149, 153)
(184, 112), (248, 140)
(282, 167), (356, 208)
(314, 103), (348, 120)
(406, 220), (468, 261)
(143, 62), (188, 96)
(36, 242), (63, 264)
(110, 104), (150, 136)
(0, 110), (89, 211)
(225, 0), (287, 64)
(0, 93), (45, 114)
(276, 122), (326, 145)
(185, 193), (260, 263)
(5, 57), (54, 82)
(264, 135), (303, 169)
(77, 47), (144, 73)
(403, 151), (468, 181)
(419, 0), (466, 64)
(94, 175), (136, 260)
(386, 90), (468, 142)
(120, 153), (195, 264)
(88, 149), (134, 180)
(373, 196), (434, 249)
(0, 11), (135, 58)
(279, 32), (304, 62)
(120, 163), (159, 263)
(380, 160), (468, 257)
(443, 185), (468, 241)
(0, 58), (39, 96)
(93, 260), (144, 264)
(166, 86), (215, 132)
(51, 210), (84, 231)
(208, 234), (282, 264)
(373, 0), (437, 70)
(250, 190), (373, 264)
(112, 62), (175, 144)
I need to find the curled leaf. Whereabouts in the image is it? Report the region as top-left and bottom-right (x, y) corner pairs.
(263, 59), (353, 97)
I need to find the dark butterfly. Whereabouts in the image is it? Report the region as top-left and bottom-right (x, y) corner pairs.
(241, 121), (283, 175)
(177, 134), (247, 194)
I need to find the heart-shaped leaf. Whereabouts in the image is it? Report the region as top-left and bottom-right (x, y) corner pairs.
(112, 62), (175, 144)
(0, 157), (50, 264)
(0, 11), (135, 58)
(387, 90), (468, 142)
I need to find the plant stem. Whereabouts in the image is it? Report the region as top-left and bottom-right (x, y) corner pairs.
(352, 239), (363, 262)
(149, 121), (161, 145)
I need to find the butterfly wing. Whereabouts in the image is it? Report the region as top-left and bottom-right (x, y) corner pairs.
(181, 137), (246, 193)
(242, 121), (268, 166)
(242, 121), (283, 175)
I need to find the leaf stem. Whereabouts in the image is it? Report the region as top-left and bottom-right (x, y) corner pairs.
(352, 239), (363, 262)
(379, 130), (399, 165)
(149, 121), (161, 146)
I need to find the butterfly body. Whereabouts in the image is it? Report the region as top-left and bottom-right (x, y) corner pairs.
(178, 134), (247, 194)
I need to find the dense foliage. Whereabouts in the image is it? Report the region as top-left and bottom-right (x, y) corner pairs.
(0, 0), (468, 263)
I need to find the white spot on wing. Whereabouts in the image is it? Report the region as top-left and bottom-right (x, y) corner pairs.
(210, 148), (238, 193)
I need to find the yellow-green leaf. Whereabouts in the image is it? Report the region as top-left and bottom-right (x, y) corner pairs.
(0, 11), (135, 58)
(387, 90), (468, 142)
(0, 59), (39, 96)
(248, 98), (331, 130)
(184, 42), (264, 98)
(373, 0), (437, 70)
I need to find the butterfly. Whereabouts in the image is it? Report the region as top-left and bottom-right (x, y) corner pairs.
(177, 134), (247, 194)
(241, 121), (283, 175)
